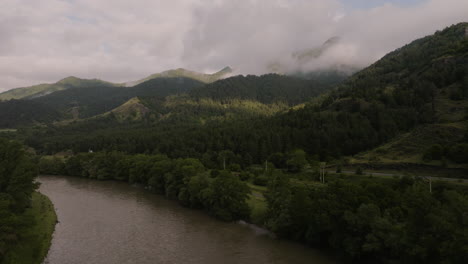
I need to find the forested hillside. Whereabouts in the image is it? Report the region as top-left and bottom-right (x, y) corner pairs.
(0, 76), (118, 101)
(189, 74), (330, 105)
(24, 23), (468, 169)
(0, 100), (62, 128)
(32, 77), (204, 118)
(125, 67), (233, 86)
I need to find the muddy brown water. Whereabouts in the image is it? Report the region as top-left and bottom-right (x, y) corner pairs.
(39, 176), (335, 264)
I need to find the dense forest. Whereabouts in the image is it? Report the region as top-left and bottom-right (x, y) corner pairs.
(0, 139), (39, 262)
(0, 100), (61, 128)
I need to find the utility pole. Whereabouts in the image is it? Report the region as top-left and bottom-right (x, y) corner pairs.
(420, 175), (432, 193)
(320, 162), (326, 183)
(429, 177), (432, 193)
(265, 160), (268, 171)
(223, 157), (226, 170)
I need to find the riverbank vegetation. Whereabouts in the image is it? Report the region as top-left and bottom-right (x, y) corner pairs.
(39, 150), (468, 263)
(0, 139), (55, 264)
(2, 192), (57, 264)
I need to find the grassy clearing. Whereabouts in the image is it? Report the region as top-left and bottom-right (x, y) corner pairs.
(247, 194), (267, 226)
(0, 129), (17, 133)
(2, 192), (57, 264)
(247, 183), (267, 193)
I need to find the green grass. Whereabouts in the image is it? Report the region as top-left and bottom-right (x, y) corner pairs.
(247, 194), (267, 226)
(247, 183), (267, 193)
(0, 129), (17, 133)
(2, 192), (57, 264)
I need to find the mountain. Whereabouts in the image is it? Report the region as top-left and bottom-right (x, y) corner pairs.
(33, 77), (204, 119)
(0, 77), (119, 101)
(268, 37), (360, 78)
(101, 97), (151, 122)
(23, 23), (468, 168)
(125, 67), (233, 87)
(0, 67), (232, 101)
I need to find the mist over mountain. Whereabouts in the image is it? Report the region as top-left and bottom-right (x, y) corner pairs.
(1, 0), (467, 91)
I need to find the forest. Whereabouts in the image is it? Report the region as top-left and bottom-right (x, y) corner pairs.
(0, 139), (41, 262)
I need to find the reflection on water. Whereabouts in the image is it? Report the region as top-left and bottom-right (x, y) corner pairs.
(40, 176), (335, 264)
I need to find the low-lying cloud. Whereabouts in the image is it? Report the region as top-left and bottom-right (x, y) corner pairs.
(0, 0), (467, 91)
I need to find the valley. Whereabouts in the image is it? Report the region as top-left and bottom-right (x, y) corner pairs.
(0, 22), (467, 264)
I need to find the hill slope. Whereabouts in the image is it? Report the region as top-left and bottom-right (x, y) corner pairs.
(125, 67), (233, 87)
(0, 100), (61, 128)
(33, 77), (204, 119)
(0, 77), (119, 101)
(189, 74), (330, 105)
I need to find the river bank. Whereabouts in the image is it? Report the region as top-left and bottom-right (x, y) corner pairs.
(2, 192), (57, 264)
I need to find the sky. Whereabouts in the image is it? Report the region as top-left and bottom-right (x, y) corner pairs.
(0, 0), (467, 92)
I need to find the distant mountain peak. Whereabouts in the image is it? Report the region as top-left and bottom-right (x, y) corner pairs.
(218, 66), (233, 73)
(57, 76), (81, 84)
(125, 67), (233, 87)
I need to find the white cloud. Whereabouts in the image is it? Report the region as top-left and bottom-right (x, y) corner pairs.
(0, 0), (467, 91)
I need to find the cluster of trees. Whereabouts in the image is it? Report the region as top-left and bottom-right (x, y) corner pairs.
(0, 139), (38, 261)
(423, 142), (468, 164)
(39, 152), (250, 221)
(265, 173), (468, 263)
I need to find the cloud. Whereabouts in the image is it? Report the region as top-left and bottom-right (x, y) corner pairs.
(0, 0), (467, 91)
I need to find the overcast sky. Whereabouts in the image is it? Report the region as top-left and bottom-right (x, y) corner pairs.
(0, 0), (467, 91)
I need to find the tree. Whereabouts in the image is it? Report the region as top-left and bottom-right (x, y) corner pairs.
(204, 171), (250, 221)
(0, 139), (38, 261)
(286, 149), (308, 173)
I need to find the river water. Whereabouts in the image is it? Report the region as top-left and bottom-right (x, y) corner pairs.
(39, 176), (335, 264)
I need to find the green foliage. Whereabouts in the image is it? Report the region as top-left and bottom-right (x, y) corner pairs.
(190, 74), (329, 105)
(128, 67), (232, 86)
(0, 100), (61, 128)
(355, 167), (364, 175)
(204, 171), (251, 221)
(48, 152), (251, 222)
(0, 76), (118, 101)
(2, 193), (57, 264)
(33, 77), (204, 118)
(286, 149), (308, 173)
(448, 143), (468, 163)
(423, 144), (444, 161)
(265, 177), (468, 263)
(0, 139), (39, 262)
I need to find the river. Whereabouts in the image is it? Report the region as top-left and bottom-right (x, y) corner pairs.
(39, 175), (335, 264)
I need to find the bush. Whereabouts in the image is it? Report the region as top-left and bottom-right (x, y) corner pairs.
(447, 143), (468, 163)
(253, 175), (268, 186)
(336, 165), (342, 173)
(422, 144), (443, 161)
(355, 167), (364, 175)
